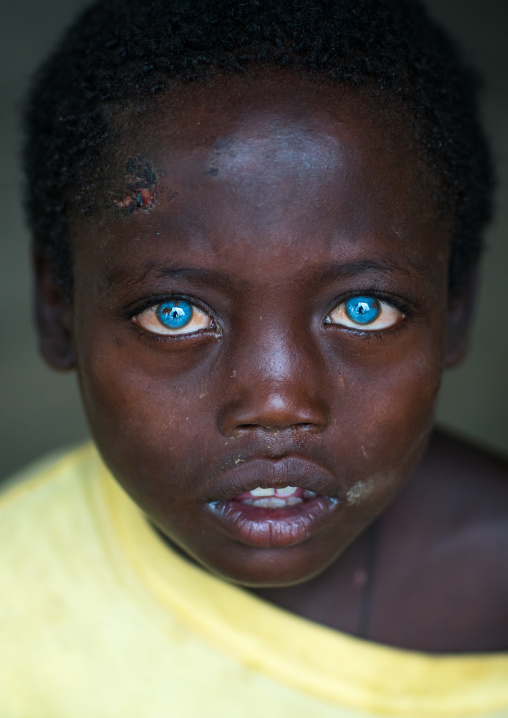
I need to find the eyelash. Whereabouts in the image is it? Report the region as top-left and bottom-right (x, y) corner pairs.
(325, 291), (410, 333)
(128, 295), (218, 340)
(333, 289), (410, 312)
(128, 291), (412, 340)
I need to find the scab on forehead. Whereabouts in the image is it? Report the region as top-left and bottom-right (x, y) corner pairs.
(113, 156), (161, 212)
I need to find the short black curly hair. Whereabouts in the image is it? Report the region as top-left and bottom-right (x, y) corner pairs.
(23, 0), (494, 295)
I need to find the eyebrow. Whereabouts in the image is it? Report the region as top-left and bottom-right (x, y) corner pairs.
(305, 256), (431, 284)
(101, 261), (234, 294)
(102, 255), (430, 296)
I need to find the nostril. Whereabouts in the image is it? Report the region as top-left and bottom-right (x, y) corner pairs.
(298, 423), (318, 432)
(218, 388), (330, 437)
(236, 422), (320, 433)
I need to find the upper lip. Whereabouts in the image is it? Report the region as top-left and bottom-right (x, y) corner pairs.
(205, 455), (339, 502)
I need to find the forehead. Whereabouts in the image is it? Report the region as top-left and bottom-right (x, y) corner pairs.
(87, 72), (447, 283)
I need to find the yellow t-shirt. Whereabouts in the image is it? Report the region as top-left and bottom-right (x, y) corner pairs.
(1, 445), (508, 718)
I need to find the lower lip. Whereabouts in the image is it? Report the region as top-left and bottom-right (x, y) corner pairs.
(206, 495), (339, 549)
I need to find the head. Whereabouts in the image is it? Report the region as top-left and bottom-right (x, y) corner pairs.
(25, 0), (494, 586)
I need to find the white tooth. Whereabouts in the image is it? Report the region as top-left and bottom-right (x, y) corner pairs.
(287, 496), (303, 505)
(303, 490), (317, 499)
(242, 499), (254, 505)
(250, 487), (275, 497)
(269, 498), (286, 508)
(275, 486), (298, 496)
(252, 497), (286, 508)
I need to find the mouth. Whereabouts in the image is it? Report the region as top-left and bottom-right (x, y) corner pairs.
(205, 458), (340, 549)
(236, 485), (318, 507)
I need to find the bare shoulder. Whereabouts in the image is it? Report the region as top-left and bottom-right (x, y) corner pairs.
(376, 429), (508, 652)
(423, 428), (508, 523)
(409, 428), (508, 574)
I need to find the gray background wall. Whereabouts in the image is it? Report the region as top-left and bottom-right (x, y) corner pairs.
(1, 0), (507, 482)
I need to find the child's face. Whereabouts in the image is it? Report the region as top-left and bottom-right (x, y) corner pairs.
(49, 73), (466, 586)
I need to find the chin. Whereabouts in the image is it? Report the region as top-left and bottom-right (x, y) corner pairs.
(190, 540), (343, 589)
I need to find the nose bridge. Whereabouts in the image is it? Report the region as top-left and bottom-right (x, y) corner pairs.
(219, 316), (329, 435)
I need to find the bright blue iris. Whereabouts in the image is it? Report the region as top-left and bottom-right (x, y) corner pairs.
(157, 300), (193, 329)
(345, 296), (380, 325)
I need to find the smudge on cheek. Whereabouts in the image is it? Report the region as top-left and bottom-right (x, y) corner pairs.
(346, 478), (376, 506)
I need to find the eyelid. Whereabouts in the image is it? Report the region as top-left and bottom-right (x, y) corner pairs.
(326, 296), (405, 331)
(132, 299), (214, 336)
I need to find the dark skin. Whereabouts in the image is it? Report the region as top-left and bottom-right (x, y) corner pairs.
(35, 70), (508, 653)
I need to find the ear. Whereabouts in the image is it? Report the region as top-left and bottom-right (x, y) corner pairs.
(33, 252), (76, 370)
(444, 265), (479, 368)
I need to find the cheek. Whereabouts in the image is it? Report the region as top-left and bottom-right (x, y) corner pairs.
(356, 354), (440, 435)
(319, 342), (444, 531)
(75, 332), (216, 500)
(336, 335), (444, 485)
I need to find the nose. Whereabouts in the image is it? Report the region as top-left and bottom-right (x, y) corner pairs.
(218, 327), (330, 436)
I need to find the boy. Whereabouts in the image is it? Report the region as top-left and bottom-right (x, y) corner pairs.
(2, 0), (508, 715)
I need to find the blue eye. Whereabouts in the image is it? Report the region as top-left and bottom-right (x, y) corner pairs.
(157, 300), (193, 329)
(327, 295), (404, 331)
(134, 299), (213, 336)
(345, 296), (380, 325)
